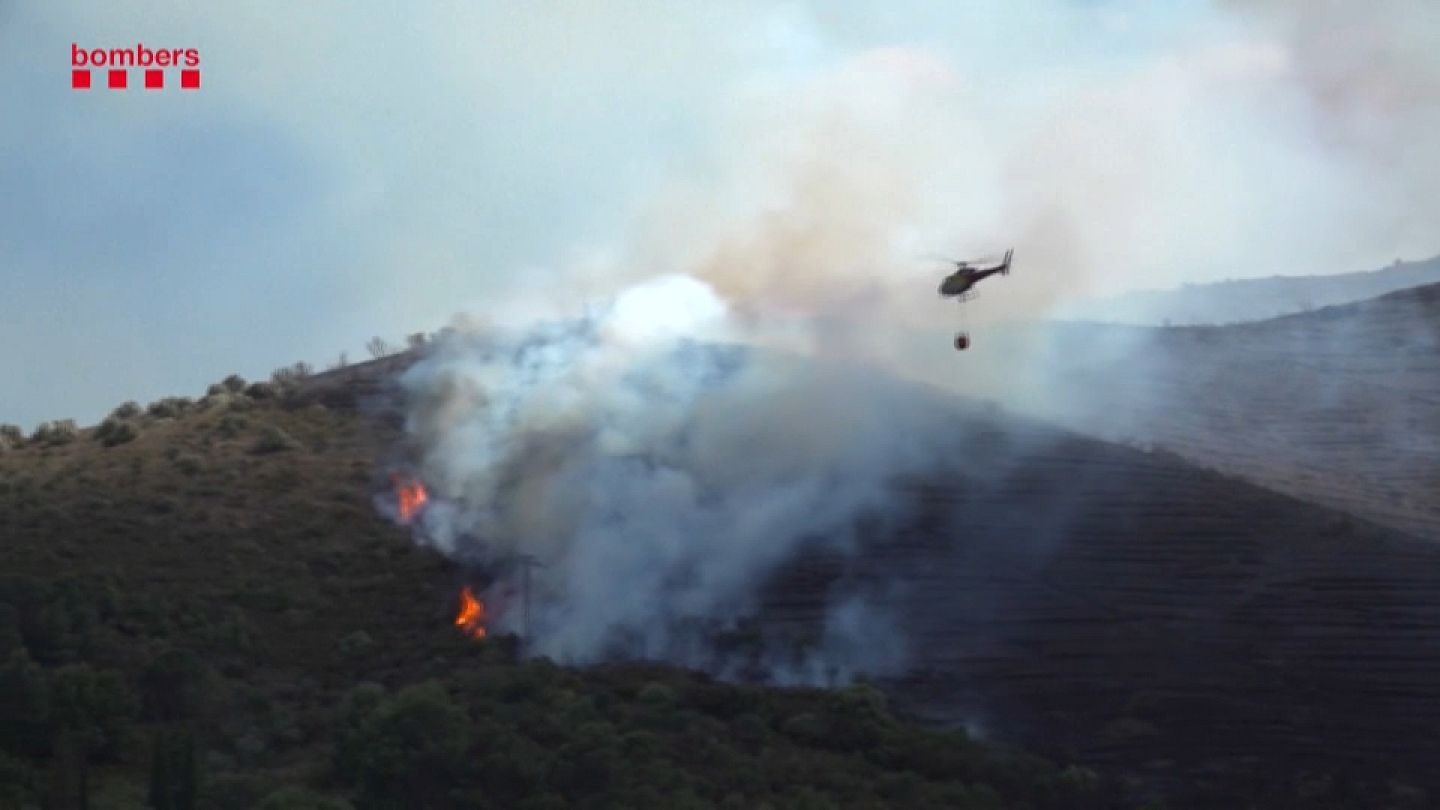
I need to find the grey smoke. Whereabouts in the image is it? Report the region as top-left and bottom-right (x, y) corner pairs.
(369, 0), (1438, 683)
(396, 274), (944, 680)
(764, 594), (910, 687)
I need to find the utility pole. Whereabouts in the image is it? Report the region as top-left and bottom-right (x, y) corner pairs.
(515, 554), (543, 654)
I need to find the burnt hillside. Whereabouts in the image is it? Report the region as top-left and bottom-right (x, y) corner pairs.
(1032, 281), (1440, 539)
(724, 393), (1440, 804)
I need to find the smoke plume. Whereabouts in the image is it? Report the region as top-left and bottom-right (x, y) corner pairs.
(376, 1), (1437, 680)
(397, 275), (944, 679)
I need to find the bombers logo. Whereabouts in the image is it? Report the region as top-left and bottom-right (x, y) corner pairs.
(71, 43), (201, 91)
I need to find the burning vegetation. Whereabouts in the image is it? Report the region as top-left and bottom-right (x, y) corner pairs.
(391, 474), (429, 524)
(454, 586), (487, 640)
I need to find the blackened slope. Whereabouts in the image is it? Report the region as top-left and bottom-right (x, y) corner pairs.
(1040, 282), (1440, 539)
(763, 420), (1440, 802)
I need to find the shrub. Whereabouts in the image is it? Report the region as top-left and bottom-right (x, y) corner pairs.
(782, 712), (827, 747)
(172, 453), (203, 475)
(110, 401), (142, 419)
(638, 682), (677, 708)
(246, 382), (280, 400)
(221, 374), (247, 393)
(271, 362), (313, 386)
(215, 414), (249, 439)
(338, 630), (375, 658)
(146, 397), (194, 419)
(0, 425), (20, 450)
(198, 390), (242, 411)
(94, 417), (139, 447)
(30, 420), (79, 446)
(365, 337), (392, 358)
(732, 712), (768, 749)
(252, 426), (300, 454)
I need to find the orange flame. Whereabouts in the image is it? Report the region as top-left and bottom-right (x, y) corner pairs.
(454, 586), (487, 640)
(392, 475), (429, 524)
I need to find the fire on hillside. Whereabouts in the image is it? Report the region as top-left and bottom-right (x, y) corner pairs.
(454, 586), (487, 640)
(388, 474), (490, 641)
(391, 474), (429, 524)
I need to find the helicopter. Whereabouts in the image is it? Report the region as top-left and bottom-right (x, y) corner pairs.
(935, 248), (1013, 350)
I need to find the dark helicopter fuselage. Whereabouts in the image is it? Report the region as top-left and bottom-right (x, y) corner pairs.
(938, 265), (1004, 297)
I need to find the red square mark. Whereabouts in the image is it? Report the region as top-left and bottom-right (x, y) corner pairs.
(107, 69), (126, 89)
(144, 69), (163, 90)
(71, 69), (90, 90)
(180, 69), (200, 90)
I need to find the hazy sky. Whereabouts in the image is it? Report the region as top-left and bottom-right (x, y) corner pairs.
(2, 1), (1436, 429)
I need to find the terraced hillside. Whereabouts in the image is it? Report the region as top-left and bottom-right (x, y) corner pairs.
(1028, 282), (1440, 539)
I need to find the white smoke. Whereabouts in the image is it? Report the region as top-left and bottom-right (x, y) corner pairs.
(398, 274), (945, 679)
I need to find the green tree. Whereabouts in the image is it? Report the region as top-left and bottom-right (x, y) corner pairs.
(333, 681), (470, 809)
(819, 684), (893, 752)
(42, 662), (137, 810)
(0, 650), (50, 758)
(141, 647), (207, 723)
(550, 721), (622, 798)
(333, 683), (387, 779)
(48, 663), (136, 761)
(148, 729), (199, 810)
(0, 751), (38, 808)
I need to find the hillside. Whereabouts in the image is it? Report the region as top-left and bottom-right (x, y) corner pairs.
(0, 374), (1126, 810)
(747, 405), (1440, 806)
(1058, 255), (1440, 325)
(1028, 281), (1440, 539)
(5, 344), (1440, 808)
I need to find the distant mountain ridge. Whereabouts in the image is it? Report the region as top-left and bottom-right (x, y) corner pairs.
(1061, 254), (1440, 325)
